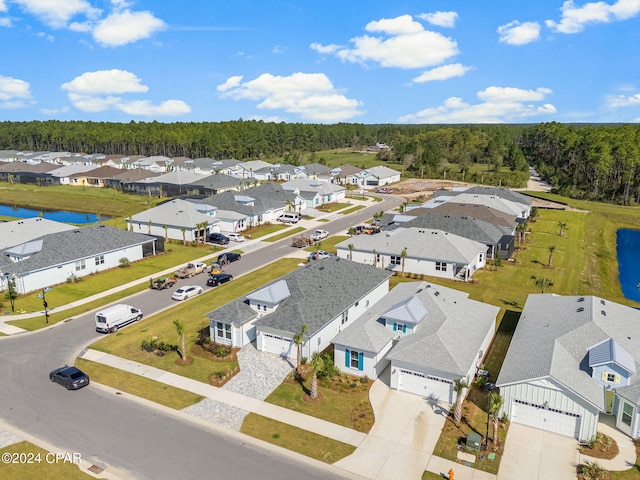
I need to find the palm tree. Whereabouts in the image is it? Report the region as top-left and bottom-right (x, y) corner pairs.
(348, 243), (355, 261)
(489, 392), (504, 445)
(309, 352), (324, 399)
(453, 378), (468, 423)
(181, 227), (186, 246)
(285, 199), (295, 213)
(372, 249), (377, 268)
(314, 241), (322, 260)
(173, 319), (187, 362)
(400, 247), (408, 277)
(147, 220), (152, 235)
(547, 245), (556, 267)
(293, 324), (308, 375)
(531, 275), (554, 293)
(400, 202), (409, 213)
(516, 223), (526, 245)
(557, 221), (567, 236)
(163, 225), (168, 241)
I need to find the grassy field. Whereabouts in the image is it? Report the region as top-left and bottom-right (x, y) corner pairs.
(89, 259), (301, 384)
(240, 413), (356, 464)
(0, 441), (99, 480)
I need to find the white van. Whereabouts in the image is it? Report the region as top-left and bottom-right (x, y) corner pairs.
(277, 213), (300, 224)
(95, 304), (143, 333)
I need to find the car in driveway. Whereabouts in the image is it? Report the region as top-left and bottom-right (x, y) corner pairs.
(50, 366), (90, 390)
(217, 252), (241, 264)
(208, 233), (230, 245)
(206, 273), (233, 287)
(171, 285), (203, 301)
(308, 250), (334, 261)
(227, 233), (245, 242)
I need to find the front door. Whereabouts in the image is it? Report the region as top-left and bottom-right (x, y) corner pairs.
(617, 400), (634, 436)
(605, 390), (615, 413)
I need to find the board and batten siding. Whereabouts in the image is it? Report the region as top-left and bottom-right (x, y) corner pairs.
(500, 378), (600, 441)
(333, 340), (393, 379)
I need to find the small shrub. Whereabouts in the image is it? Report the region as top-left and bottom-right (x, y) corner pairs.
(589, 436), (597, 449)
(140, 337), (158, 351)
(212, 344), (231, 358)
(119, 257), (130, 268)
(301, 356), (308, 365)
(603, 436), (612, 452)
(272, 433), (280, 439)
(579, 461), (607, 480)
(157, 341), (175, 352)
(476, 375), (487, 388)
(360, 375), (369, 384)
(349, 382), (358, 389)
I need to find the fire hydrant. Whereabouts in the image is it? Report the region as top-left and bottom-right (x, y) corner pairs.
(448, 468), (455, 480)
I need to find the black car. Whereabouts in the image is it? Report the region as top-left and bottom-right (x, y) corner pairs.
(218, 252), (241, 264)
(208, 233), (230, 245)
(49, 366), (90, 390)
(206, 273), (233, 286)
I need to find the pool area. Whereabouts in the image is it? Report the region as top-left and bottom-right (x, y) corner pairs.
(0, 204), (105, 224)
(617, 229), (640, 303)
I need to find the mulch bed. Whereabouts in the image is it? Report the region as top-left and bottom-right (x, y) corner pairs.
(190, 343), (239, 362)
(579, 433), (619, 460)
(209, 367), (240, 387)
(175, 356), (194, 366)
(302, 392), (324, 403)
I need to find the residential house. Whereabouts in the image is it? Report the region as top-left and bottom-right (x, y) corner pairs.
(0, 161), (59, 185)
(333, 281), (498, 403)
(0, 218), (76, 250)
(48, 164), (99, 185)
(187, 173), (244, 195)
(432, 186), (532, 219)
(335, 227), (487, 281)
(205, 257), (392, 358)
(497, 294), (640, 440)
(102, 168), (161, 190)
(330, 165), (363, 185)
(352, 166), (401, 188)
(0, 225), (157, 294)
(430, 202), (519, 230)
(282, 178), (346, 208)
(382, 211), (515, 260)
(68, 166), (123, 188)
(123, 170), (209, 197)
(128, 198), (220, 242)
(131, 155), (173, 173)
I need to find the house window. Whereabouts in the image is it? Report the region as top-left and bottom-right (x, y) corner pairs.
(95, 255), (105, 266)
(436, 262), (447, 271)
(75, 260), (86, 271)
(350, 350), (360, 368)
(607, 373), (616, 383)
(341, 311), (349, 324)
(623, 403), (634, 426)
(390, 255), (401, 265)
(216, 322), (231, 340)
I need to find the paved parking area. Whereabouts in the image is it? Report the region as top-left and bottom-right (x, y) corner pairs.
(498, 423), (578, 480)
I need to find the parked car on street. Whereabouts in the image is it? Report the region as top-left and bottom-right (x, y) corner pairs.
(95, 304), (143, 333)
(217, 252), (241, 264)
(227, 233), (245, 242)
(171, 285), (203, 301)
(206, 273), (233, 287)
(208, 233), (230, 245)
(311, 229), (329, 241)
(174, 262), (207, 278)
(376, 187), (393, 193)
(49, 366), (90, 390)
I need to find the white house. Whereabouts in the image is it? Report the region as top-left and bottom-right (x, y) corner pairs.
(498, 294), (640, 440)
(128, 199), (220, 242)
(0, 218), (76, 250)
(205, 257), (392, 359)
(336, 227), (487, 281)
(282, 178), (346, 208)
(333, 282), (498, 404)
(0, 225), (157, 294)
(351, 166), (401, 188)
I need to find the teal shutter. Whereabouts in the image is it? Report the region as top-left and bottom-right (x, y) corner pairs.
(358, 352), (364, 371)
(402, 325), (407, 334)
(345, 349), (350, 368)
(393, 322), (397, 331)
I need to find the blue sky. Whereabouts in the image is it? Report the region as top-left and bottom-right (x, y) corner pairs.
(1, 0), (639, 124)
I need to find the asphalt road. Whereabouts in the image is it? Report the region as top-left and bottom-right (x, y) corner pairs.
(0, 194), (402, 480)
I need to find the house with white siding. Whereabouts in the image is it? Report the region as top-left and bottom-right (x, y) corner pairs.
(497, 294), (640, 440)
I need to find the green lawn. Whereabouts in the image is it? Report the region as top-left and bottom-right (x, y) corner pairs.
(0, 441), (100, 480)
(240, 413), (356, 464)
(262, 226), (305, 242)
(88, 259), (301, 384)
(75, 358), (204, 409)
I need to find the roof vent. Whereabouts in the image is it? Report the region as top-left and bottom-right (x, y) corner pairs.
(601, 310), (607, 316)
(577, 307), (584, 312)
(600, 299), (606, 305)
(434, 291), (440, 297)
(577, 297), (585, 302)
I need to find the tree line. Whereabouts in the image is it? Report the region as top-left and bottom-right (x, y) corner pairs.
(1, 120), (638, 204)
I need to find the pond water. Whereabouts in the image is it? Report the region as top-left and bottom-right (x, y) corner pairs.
(616, 229), (640, 303)
(0, 204), (105, 224)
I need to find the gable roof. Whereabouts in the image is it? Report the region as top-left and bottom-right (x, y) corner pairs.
(434, 186), (531, 207)
(0, 225), (155, 275)
(131, 199), (216, 228)
(497, 294), (640, 409)
(0, 218), (76, 250)
(336, 227), (486, 264)
(206, 257), (392, 336)
(430, 202), (518, 228)
(588, 338), (637, 374)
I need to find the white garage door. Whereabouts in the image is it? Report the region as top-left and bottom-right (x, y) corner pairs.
(511, 399), (581, 438)
(260, 332), (293, 358)
(398, 369), (453, 403)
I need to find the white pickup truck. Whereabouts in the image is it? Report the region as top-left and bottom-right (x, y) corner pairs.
(310, 229), (329, 241)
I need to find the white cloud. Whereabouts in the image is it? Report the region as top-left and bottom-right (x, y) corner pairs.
(398, 86), (556, 123)
(0, 1), (7, 12)
(546, 0), (640, 34)
(217, 72), (363, 122)
(497, 21), (541, 45)
(0, 74), (32, 108)
(40, 106), (70, 116)
(61, 69), (189, 117)
(0, 17), (12, 27)
(61, 69), (149, 95)
(412, 63), (472, 83)
(12, 0), (101, 29)
(606, 93), (640, 108)
(312, 14), (459, 69)
(417, 11), (458, 28)
(92, 9), (166, 47)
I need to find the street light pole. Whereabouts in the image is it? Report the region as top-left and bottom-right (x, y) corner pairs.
(37, 287), (51, 324)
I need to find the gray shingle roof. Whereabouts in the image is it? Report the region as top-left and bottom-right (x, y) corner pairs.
(433, 186), (531, 207)
(496, 294), (640, 409)
(131, 199), (215, 228)
(0, 218), (76, 250)
(205, 257), (392, 336)
(0, 225), (155, 275)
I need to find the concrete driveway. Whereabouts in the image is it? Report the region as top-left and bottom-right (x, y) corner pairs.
(334, 380), (449, 479)
(498, 423), (578, 480)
